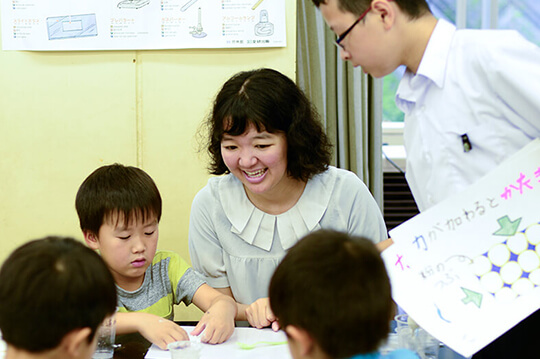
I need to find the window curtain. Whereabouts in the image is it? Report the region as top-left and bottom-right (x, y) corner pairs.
(296, 0), (384, 208)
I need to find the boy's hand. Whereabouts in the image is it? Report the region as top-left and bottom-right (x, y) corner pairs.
(246, 297), (279, 331)
(116, 312), (188, 350)
(139, 315), (189, 349)
(191, 284), (237, 344)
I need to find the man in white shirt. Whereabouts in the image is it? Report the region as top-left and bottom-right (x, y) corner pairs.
(311, 0), (540, 357)
(396, 17), (540, 212)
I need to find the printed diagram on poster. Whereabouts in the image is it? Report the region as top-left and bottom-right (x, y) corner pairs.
(46, 14), (97, 40)
(189, 7), (206, 38)
(118, 0), (150, 10)
(254, 10), (273, 36)
(181, 0), (198, 12)
(382, 139), (540, 357)
(1, 0), (286, 50)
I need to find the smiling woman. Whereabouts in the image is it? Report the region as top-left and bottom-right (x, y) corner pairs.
(188, 68), (388, 330)
(220, 126), (299, 215)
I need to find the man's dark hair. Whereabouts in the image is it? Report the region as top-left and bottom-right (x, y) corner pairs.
(76, 163), (162, 235)
(0, 236), (117, 352)
(311, 0), (431, 20)
(203, 68), (332, 182)
(269, 230), (393, 358)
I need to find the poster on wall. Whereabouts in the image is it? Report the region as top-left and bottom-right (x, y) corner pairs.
(382, 139), (540, 357)
(1, 0), (286, 50)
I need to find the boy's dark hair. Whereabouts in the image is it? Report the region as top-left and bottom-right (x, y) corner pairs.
(0, 236), (117, 352)
(312, 0), (431, 19)
(203, 68), (332, 182)
(269, 230), (392, 358)
(76, 163), (162, 235)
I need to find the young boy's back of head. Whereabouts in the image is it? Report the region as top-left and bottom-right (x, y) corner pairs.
(75, 163), (162, 235)
(0, 236), (117, 357)
(269, 229), (392, 359)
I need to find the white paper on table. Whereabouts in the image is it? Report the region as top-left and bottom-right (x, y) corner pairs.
(382, 139), (540, 358)
(0, 332), (5, 359)
(145, 326), (291, 359)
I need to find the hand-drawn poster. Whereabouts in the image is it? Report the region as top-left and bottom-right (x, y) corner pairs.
(1, 0), (286, 50)
(382, 139), (540, 357)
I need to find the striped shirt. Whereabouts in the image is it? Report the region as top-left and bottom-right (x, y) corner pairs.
(117, 250), (205, 320)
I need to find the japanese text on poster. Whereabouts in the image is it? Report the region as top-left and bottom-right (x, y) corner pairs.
(382, 139), (540, 357)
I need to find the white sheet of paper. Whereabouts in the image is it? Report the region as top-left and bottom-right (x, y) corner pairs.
(144, 326), (291, 359)
(0, 337), (5, 359)
(382, 139), (540, 357)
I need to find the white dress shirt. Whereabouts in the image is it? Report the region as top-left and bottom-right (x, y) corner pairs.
(396, 19), (540, 212)
(188, 166), (387, 304)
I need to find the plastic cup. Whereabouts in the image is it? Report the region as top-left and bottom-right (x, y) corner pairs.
(379, 332), (399, 355)
(397, 327), (416, 351)
(92, 314), (116, 359)
(168, 341), (202, 359)
(395, 313), (410, 331)
(394, 314), (439, 359)
(416, 328), (440, 359)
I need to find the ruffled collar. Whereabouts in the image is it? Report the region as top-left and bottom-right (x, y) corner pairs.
(218, 167), (337, 251)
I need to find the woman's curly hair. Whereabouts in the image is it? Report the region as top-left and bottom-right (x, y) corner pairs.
(203, 68), (332, 182)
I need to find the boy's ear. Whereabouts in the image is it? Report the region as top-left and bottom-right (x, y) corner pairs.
(372, 0), (396, 29)
(83, 231), (100, 250)
(60, 327), (93, 358)
(285, 325), (315, 357)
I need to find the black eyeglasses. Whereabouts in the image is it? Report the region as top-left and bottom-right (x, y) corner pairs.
(335, 6), (372, 49)
(335, 0), (394, 50)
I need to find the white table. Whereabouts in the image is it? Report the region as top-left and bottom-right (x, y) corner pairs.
(145, 326), (292, 359)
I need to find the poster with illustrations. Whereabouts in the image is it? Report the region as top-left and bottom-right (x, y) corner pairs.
(1, 0), (286, 50)
(382, 139), (540, 357)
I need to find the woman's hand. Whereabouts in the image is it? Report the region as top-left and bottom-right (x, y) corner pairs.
(246, 297), (279, 331)
(191, 284), (237, 344)
(376, 238), (394, 252)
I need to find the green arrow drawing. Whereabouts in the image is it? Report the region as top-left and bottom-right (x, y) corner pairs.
(493, 215), (521, 236)
(461, 287), (482, 308)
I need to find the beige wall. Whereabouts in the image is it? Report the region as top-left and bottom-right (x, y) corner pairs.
(0, 4), (296, 319)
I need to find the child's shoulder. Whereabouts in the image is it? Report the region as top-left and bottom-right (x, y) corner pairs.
(152, 250), (191, 267)
(383, 349), (419, 359)
(349, 349), (419, 359)
(151, 250), (184, 264)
